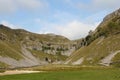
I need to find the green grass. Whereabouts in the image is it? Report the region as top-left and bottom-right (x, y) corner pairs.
(0, 41), (23, 60)
(112, 52), (120, 67)
(0, 68), (120, 80)
(112, 52), (120, 61)
(0, 62), (9, 68)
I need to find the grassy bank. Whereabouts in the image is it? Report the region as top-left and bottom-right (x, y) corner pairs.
(0, 68), (120, 80)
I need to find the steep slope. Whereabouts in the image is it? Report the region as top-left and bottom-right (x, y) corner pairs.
(66, 8), (120, 67)
(0, 25), (80, 68)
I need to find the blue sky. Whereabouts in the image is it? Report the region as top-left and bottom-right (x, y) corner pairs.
(0, 0), (120, 40)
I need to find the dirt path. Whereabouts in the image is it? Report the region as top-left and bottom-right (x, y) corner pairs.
(0, 70), (41, 76)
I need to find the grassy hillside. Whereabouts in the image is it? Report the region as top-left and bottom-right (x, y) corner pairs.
(0, 24), (76, 68)
(0, 41), (22, 60)
(68, 34), (120, 65)
(67, 8), (120, 66)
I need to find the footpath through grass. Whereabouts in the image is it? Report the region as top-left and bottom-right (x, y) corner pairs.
(0, 68), (120, 80)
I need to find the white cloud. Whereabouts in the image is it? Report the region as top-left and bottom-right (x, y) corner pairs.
(56, 21), (97, 40)
(37, 20), (99, 40)
(93, 0), (120, 9)
(73, 0), (120, 12)
(17, 0), (48, 10)
(0, 0), (48, 14)
(1, 20), (21, 29)
(0, 0), (16, 13)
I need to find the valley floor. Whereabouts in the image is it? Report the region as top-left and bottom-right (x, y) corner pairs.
(0, 66), (120, 80)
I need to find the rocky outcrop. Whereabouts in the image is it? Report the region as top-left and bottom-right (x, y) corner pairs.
(22, 36), (80, 56)
(0, 33), (7, 40)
